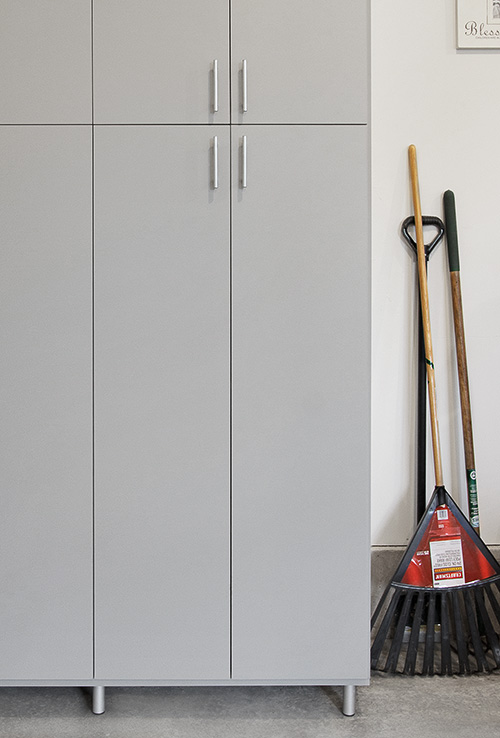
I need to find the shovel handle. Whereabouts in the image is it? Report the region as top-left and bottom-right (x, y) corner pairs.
(408, 145), (443, 488)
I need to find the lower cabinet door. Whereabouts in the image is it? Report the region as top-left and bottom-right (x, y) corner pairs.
(231, 125), (370, 680)
(0, 126), (93, 679)
(94, 126), (231, 679)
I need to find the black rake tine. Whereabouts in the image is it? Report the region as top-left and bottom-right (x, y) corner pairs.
(371, 583), (392, 630)
(440, 591), (452, 676)
(404, 591), (424, 676)
(384, 590), (413, 673)
(474, 586), (500, 667)
(485, 582), (500, 628)
(371, 588), (403, 669)
(451, 589), (470, 674)
(423, 590), (436, 676)
(464, 587), (489, 672)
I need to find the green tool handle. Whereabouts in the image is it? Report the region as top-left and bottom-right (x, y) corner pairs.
(443, 189), (480, 534)
(444, 190), (460, 272)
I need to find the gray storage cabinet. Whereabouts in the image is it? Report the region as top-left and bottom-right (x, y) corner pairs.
(0, 0), (370, 714)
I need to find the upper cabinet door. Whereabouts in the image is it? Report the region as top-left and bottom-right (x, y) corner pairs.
(93, 0), (229, 123)
(231, 0), (368, 124)
(0, 1), (91, 123)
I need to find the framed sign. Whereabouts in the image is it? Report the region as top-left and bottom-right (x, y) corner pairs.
(457, 0), (500, 47)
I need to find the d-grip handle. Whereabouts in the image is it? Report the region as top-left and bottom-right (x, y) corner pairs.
(401, 215), (445, 259)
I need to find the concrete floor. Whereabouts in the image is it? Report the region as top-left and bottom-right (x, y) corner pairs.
(0, 673), (498, 738)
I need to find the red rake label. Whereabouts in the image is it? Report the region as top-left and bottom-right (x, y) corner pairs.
(429, 537), (465, 588)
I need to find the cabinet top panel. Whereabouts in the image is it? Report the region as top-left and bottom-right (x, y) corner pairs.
(93, 0), (368, 125)
(0, 1), (91, 124)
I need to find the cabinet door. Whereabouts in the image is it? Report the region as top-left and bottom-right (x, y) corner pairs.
(232, 125), (370, 680)
(231, 0), (368, 124)
(94, 126), (230, 679)
(0, 127), (92, 679)
(93, 1), (229, 123)
(0, 1), (91, 123)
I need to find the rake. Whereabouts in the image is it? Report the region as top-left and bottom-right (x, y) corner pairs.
(371, 146), (500, 676)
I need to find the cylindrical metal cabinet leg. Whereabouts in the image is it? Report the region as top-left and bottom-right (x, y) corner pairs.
(92, 686), (106, 715)
(342, 685), (355, 716)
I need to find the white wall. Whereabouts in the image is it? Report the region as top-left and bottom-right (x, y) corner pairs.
(372, 0), (500, 545)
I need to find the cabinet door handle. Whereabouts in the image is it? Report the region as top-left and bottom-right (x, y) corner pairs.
(241, 135), (247, 188)
(242, 59), (248, 113)
(212, 59), (219, 113)
(212, 136), (219, 190)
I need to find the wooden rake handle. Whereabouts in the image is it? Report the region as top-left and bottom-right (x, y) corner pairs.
(408, 145), (444, 487)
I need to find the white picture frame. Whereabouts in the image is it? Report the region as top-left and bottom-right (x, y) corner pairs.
(488, 0), (500, 23)
(457, 0), (500, 47)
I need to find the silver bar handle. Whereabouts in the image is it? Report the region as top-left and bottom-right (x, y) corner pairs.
(241, 135), (247, 189)
(242, 59), (248, 113)
(213, 59), (219, 113)
(212, 136), (219, 190)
